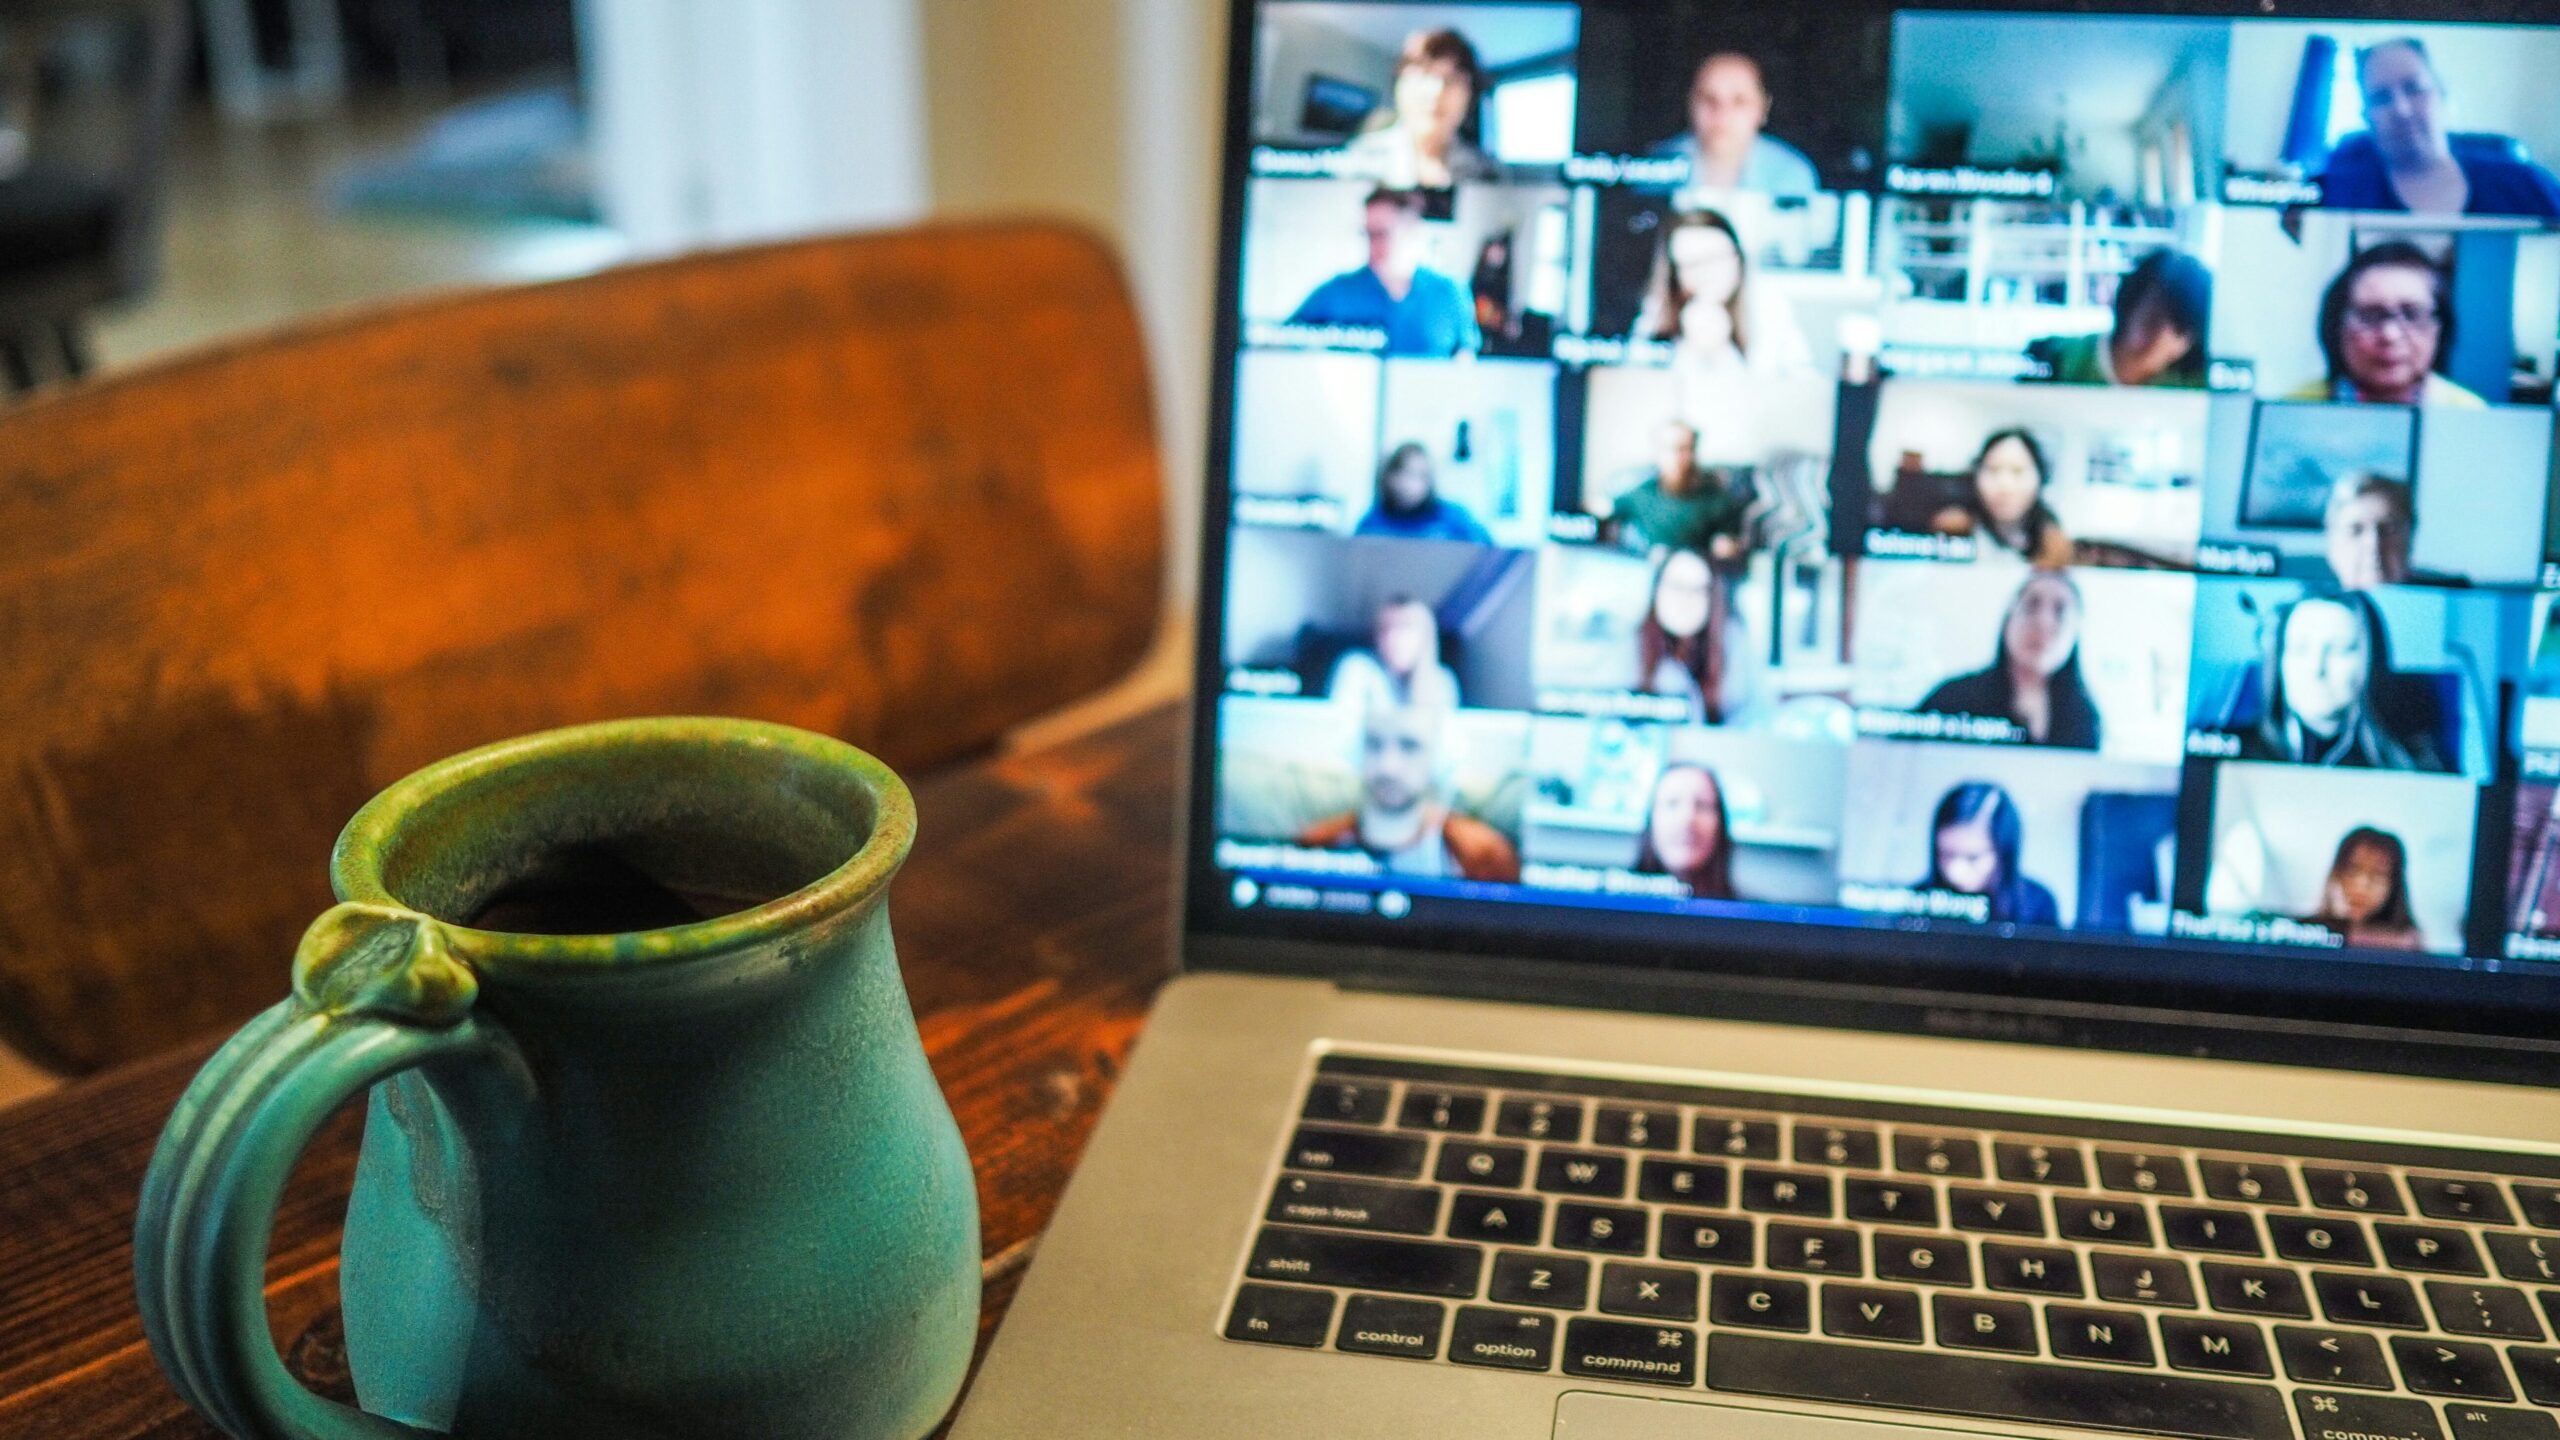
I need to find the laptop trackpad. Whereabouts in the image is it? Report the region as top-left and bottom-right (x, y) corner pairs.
(1554, 1392), (2023, 1438)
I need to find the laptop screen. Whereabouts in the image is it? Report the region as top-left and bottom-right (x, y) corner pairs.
(1190, 0), (2560, 1039)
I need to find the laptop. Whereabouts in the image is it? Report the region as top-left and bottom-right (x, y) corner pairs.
(951, 2), (2560, 1435)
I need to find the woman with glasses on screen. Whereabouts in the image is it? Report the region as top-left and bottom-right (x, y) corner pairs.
(2288, 242), (2485, 408)
(1635, 764), (1740, 901)
(1916, 570), (2103, 751)
(2315, 39), (2560, 219)
(2239, 590), (2451, 772)
(1918, 783), (2060, 928)
(2303, 826), (2427, 951)
(1342, 28), (1499, 190)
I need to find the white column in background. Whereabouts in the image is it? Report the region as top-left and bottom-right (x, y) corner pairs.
(580, 0), (931, 255)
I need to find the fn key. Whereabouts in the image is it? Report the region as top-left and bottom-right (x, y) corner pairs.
(1225, 1284), (1335, 1347)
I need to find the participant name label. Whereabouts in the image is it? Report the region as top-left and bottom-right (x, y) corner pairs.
(1226, 667), (1305, 698)
(1214, 840), (1382, 878)
(2506, 934), (2560, 962)
(1522, 863), (1689, 899)
(1539, 689), (1696, 723)
(1841, 884), (1991, 924)
(1857, 708), (2024, 745)
(1563, 154), (1691, 187)
(2171, 912), (2345, 948)
(1879, 346), (2041, 382)
(2221, 175), (2323, 207)
(1234, 496), (1345, 532)
(2196, 542), (2279, 577)
(1865, 529), (1979, 563)
(1245, 321), (1385, 353)
(1888, 165), (2057, 198)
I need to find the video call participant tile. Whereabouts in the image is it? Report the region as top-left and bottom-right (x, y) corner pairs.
(1240, 178), (1573, 359)
(1222, 529), (1540, 714)
(2188, 761), (2481, 958)
(1835, 741), (2182, 937)
(1850, 562), (2197, 767)
(1518, 719), (1850, 908)
(1213, 695), (1535, 888)
(1567, 8), (1886, 196)
(2196, 390), (2553, 589)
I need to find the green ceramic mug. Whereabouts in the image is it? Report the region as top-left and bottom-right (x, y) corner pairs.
(133, 718), (980, 1440)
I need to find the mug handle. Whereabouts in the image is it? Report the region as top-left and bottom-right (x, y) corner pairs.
(136, 903), (505, 1440)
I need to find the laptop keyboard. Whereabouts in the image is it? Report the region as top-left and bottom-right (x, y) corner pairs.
(1220, 1054), (2560, 1440)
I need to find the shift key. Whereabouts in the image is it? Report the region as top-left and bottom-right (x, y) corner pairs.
(1246, 1226), (1483, 1297)
(1286, 1125), (1428, 1178)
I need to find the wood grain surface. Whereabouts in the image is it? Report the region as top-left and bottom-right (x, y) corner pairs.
(0, 701), (1184, 1440)
(0, 220), (1164, 1076)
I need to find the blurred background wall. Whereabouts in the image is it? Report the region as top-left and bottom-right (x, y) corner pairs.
(10, 0), (1223, 596)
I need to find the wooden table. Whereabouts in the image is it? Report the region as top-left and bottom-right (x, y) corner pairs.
(0, 703), (1184, 1439)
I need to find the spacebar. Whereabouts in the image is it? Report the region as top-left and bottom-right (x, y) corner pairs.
(1707, 1335), (2291, 1440)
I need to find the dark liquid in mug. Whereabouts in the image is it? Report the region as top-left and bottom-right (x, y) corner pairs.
(465, 844), (776, 936)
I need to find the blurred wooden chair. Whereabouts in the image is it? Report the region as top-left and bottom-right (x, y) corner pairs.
(0, 221), (1165, 1074)
(0, 0), (190, 393)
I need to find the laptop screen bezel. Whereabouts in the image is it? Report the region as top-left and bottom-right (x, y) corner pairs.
(1179, 0), (2560, 1082)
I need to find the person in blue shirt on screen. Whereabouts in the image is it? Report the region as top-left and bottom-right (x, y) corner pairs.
(1647, 53), (1820, 197)
(1288, 188), (1481, 357)
(2316, 39), (2560, 218)
(1920, 783), (2061, 928)
(1354, 443), (1490, 543)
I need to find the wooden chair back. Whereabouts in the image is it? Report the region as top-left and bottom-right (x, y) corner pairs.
(0, 221), (1164, 1073)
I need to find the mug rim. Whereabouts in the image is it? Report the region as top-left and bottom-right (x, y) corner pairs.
(330, 717), (916, 972)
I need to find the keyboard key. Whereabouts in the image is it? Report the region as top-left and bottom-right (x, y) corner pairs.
(2279, 1326), (2394, 1388)
(1822, 1283), (1924, 1343)
(1267, 1174), (1441, 1235)
(1741, 1167), (1834, 1217)
(2203, 1263), (2312, 1319)
(1658, 1211), (1754, 1267)
(2305, 1166), (2407, 1216)
(1552, 1202), (1647, 1255)
(2161, 1316), (2274, 1377)
(1875, 1231), (1973, 1287)
(2272, 1214), (2376, 1267)
(1845, 1177), (1940, 1227)
(1933, 1294), (2037, 1355)
(2414, 1176), (2518, 1228)
(1285, 1125), (1426, 1179)
(1561, 1317), (1697, 1386)
(1708, 1333), (2291, 1440)
(1983, 1241), (2084, 1297)
(2515, 1348), (2560, 1406)
(1494, 1096), (1583, 1144)
(1447, 1305), (1557, 1372)
(1592, 1106), (1679, 1151)
(1536, 1149), (1627, 1198)
(2293, 1391), (2450, 1440)
(1766, 1223), (1862, 1276)
(2516, 1185), (2560, 1232)
(2446, 1406), (2560, 1439)
(1948, 1186), (2044, 1236)
(1694, 1112), (1779, 1160)
(1335, 1294), (1444, 1360)
(1710, 1273), (1811, 1332)
(1599, 1262), (1700, 1321)
(2393, 1337), (2517, 1401)
(1224, 1283), (1335, 1347)
(1488, 1251), (1590, 1309)
(1446, 1191), (1543, 1244)
(2489, 1233), (2560, 1284)
(1396, 1088), (1486, 1134)
(2199, 1158), (2299, 1207)
(1794, 1123), (1883, 1170)
(2428, 1282), (2547, 1341)
(1895, 1131), (1984, 1179)
(2056, 1196), (2155, 1247)
(2047, 1305), (2156, 1366)
(1435, 1141), (1527, 1189)
(2315, 1272), (2428, 1329)
(2099, 1149), (2195, 1198)
(2163, 1206), (2264, 1256)
(1302, 1081), (1389, 1126)
(1245, 1228), (1482, 1298)
(2379, 1223), (2487, 1276)
(1636, 1157), (1730, 1208)
(1993, 1138), (2088, 1188)
(2095, 1252), (2199, 1308)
